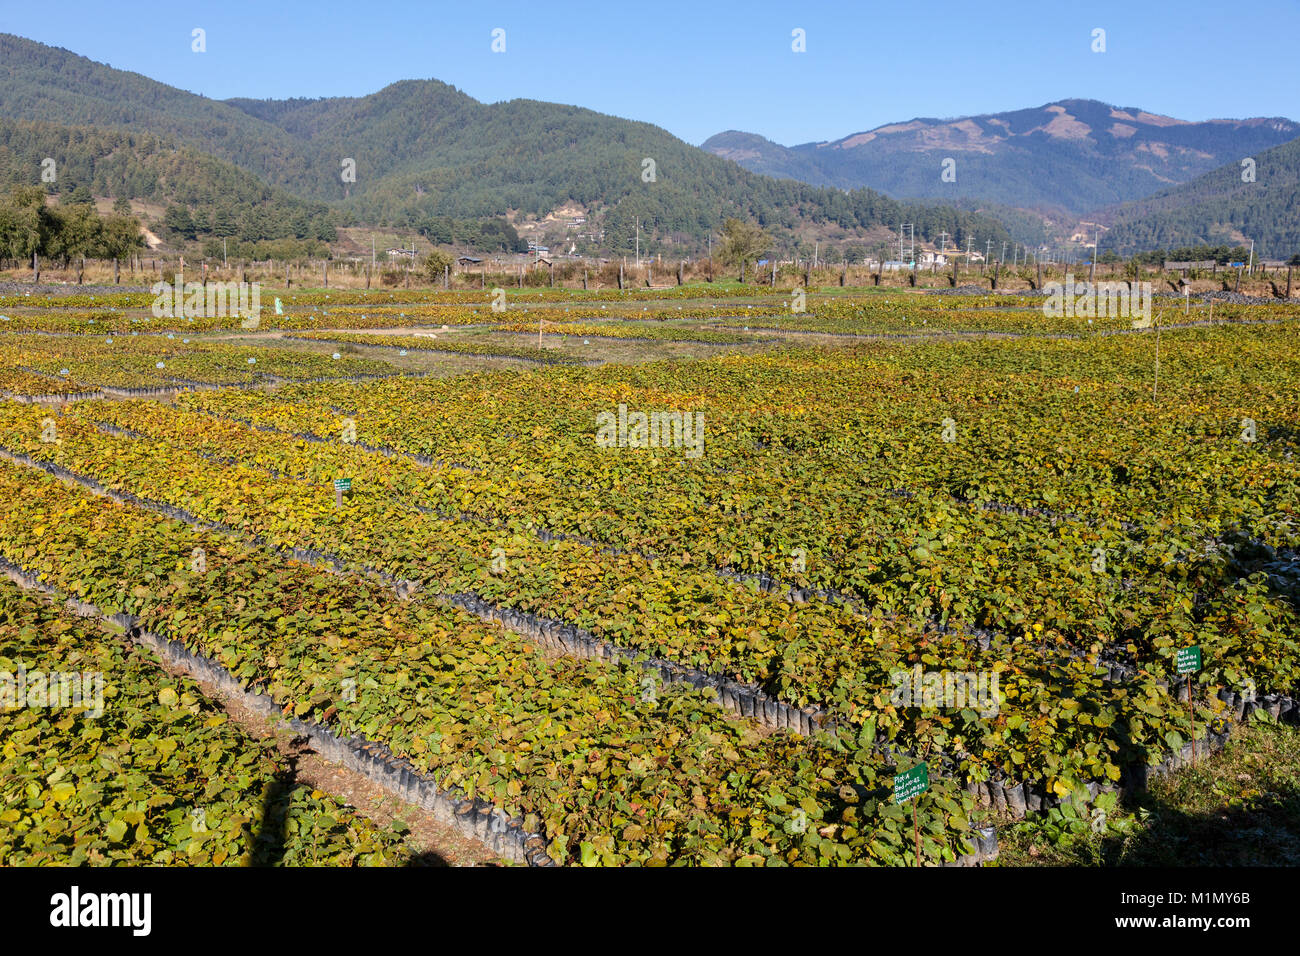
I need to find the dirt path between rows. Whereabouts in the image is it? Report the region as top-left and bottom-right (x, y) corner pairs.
(137, 636), (503, 867)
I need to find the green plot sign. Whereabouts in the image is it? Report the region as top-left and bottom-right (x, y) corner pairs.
(334, 478), (352, 493)
(1176, 645), (1201, 675)
(894, 763), (929, 804)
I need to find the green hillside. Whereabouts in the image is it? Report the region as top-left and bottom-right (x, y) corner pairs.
(0, 117), (338, 244)
(225, 83), (1013, 252)
(0, 33), (1011, 254)
(0, 33), (323, 193)
(1101, 136), (1300, 258)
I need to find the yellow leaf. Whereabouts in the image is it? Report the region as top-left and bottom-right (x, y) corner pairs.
(50, 782), (76, 802)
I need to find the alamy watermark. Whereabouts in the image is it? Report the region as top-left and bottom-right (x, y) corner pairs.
(50, 886), (150, 936)
(1, 665), (104, 718)
(151, 279), (262, 328)
(1042, 275), (1150, 324)
(890, 665), (999, 717)
(595, 403), (705, 458)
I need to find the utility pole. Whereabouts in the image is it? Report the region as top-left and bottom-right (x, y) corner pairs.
(897, 223), (914, 265)
(635, 217), (640, 268)
(938, 232), (948, 255)
(371, 235), (375, 271)
(223, 238), (227, 269)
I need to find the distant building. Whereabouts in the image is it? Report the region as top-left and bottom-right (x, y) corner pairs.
(456, 256), (482, 266)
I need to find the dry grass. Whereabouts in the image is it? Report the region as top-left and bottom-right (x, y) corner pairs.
(997, 721), (1300, 866)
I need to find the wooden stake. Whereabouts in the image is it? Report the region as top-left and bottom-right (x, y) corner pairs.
(1188, 674), (1197, 767)
(1153, 316), (1161, 399)
(913, 803), (921, 867)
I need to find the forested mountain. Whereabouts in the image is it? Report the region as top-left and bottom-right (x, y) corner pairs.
(703, 100), (1299, 216)
(1099, 136), (1300, 258)
(0, 33), (323, 193)
(223, 80), (1014, 252)
(700, 130), (837, 185)
(0, 33), (1011, 253)
(0, 117), (338, 242)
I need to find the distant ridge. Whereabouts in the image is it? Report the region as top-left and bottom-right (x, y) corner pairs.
(703, 99), (1300, 217)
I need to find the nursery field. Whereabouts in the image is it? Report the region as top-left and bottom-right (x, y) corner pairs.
(2, 287), (1297, 867)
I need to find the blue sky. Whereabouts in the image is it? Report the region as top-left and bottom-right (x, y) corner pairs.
(5, 0), (1298, 146)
